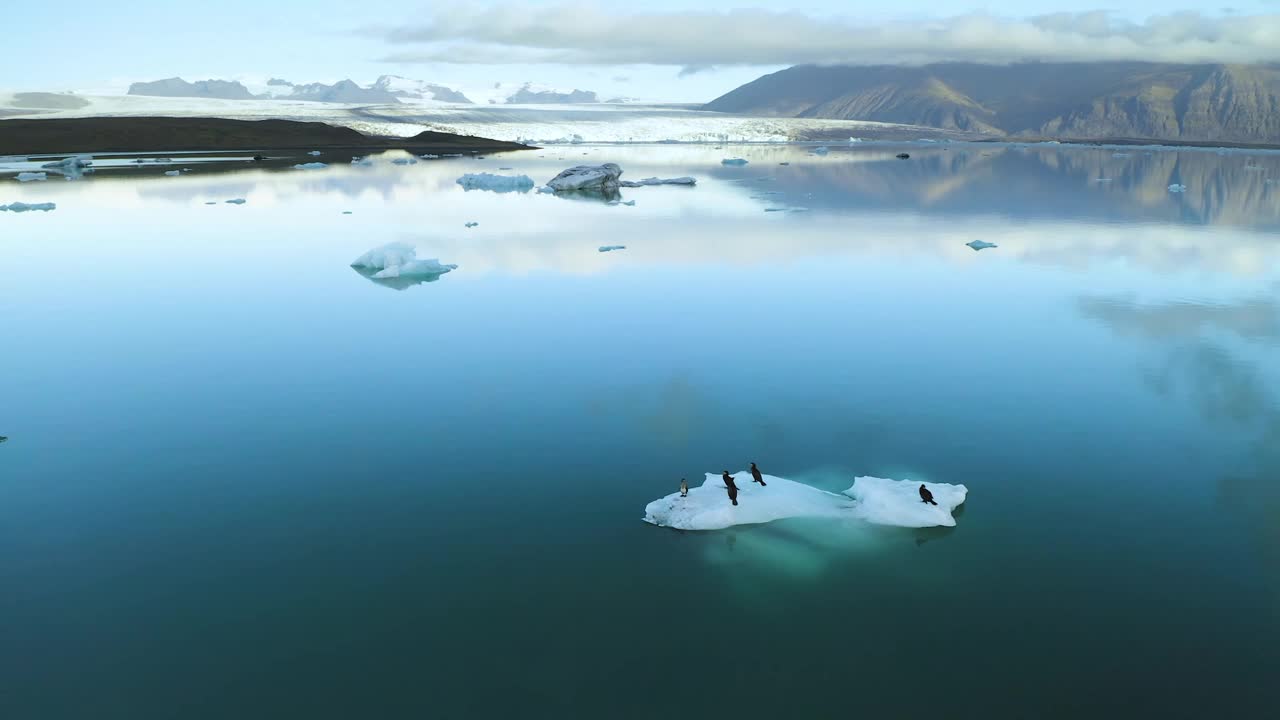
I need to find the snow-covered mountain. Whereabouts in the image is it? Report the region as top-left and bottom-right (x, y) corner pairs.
(464, 82), (601, 106)
(128, 78), (256, 100)
(124, 77), (602, 106)
(372, 75), (472, 103)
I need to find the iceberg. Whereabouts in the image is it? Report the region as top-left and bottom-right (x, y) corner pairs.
(456, 173), (535, 193)
(1168, 183), (1187, 193)
(1, 202), (57, 212)
(41, 155), (92, 170)
(15, 172), (47, 182)
(618, 176), (696, 187)
(293, 162), (328, 170)
(598, 245), (626, 252)
(966, 240), (998, 251)
(643, 472), (966, 531)
(547, 163), (622, 193)
(721, 158), (749, 166)
(350, 242), (457, 280)
(225, 198), (246, 204)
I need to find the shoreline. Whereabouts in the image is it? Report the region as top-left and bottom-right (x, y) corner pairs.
(0, 117), (535, 156)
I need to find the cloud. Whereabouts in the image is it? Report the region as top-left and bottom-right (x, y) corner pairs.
(372, 5), (1280, 66)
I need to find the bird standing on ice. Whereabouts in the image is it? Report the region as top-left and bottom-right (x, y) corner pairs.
(919, 484), (937, 505)
(722, 471), (740, 506)
(749, 462), (767, 486)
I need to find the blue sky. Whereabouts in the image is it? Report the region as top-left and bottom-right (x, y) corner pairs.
(5, 2), (1280, 101)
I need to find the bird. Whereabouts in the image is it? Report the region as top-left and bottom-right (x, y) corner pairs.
(919, 484), (937, 506)
(749, 462), (767, 486)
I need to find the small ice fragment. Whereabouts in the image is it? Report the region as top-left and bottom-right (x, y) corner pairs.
(293, 162), (328, 170)
(15, 172), (47, 182)
(764, 208), (786, 212)
(465, 222), (478, 228)
(41, 155), (92, 170)
(1, 201), (56, 212)
(1094, 177), (1113, 183)
(1168, 183), (1187, 193)
(779, 162), (789, 165)
(342, 211), (353, 215)
(813, 146), (829, 155)
(536, 185), (554, 194)
(392, 157), (418, 165)
(721, 158), (749, 166)
(966, 240), (998, 251)
(598, 245), (626, 252)
(618, 176), (696, 187)
(351, 156), (373, 166)
(204, 201), (216, 205)
(307, 150), (321, 156)
(225, 198), (246, 204)
(164, 170), (180, 176)
(498, 167), (512, 170)
(420, 154), (440, 159)
(456, 173), (535, 193)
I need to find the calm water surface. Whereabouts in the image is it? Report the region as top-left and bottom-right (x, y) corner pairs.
(2, 144), (1278, 718)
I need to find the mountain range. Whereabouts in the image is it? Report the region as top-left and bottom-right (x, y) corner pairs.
(705, 62), (1280, 144)
(127, 77), (600, 106)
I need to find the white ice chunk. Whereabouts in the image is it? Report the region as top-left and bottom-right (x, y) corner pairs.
(619, 176), (696, 187)
(293, 162), (328, 170)
(598, 245), (626, 252)
(966, 240), (998, 251)
(307, 150), (322, 156)
(721, 158), (749, 166)
(41, 155), (92, 170)
(1168, 184), (1187, 193)
(456, 173), (535, 193)
(844, 476), (967, 528)
(546, 163), (622, 193)
(1, 202), (56, 212)
(351, 242), (456, 278)
(15, 172), (47, 182)
(164, 170), (180, 176)
(225, 198), (246, 204)
(643, 471), (966, 531)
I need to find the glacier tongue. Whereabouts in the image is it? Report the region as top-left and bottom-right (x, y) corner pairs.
(643, 472), (966, 531)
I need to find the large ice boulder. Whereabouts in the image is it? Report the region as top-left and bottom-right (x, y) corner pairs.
(456, 173), (535, 193)
(350, 242), (457, 279)
(643, 471), (966, 531)
(547, 163), (623, 193)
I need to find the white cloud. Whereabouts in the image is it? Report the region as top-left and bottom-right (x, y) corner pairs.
(372, 5), (1280, 66)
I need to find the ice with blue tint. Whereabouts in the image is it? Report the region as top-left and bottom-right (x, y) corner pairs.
(967, 240), (998, 251)
(456, 173), (535, 193)
(722, 158), (749, 166)
(350, 242), (457, 279)
(598, 245), (626, 252)
(1169, 184), (1187, 193)
(1, 202), (56, 212)
(293, 162), (328, 170)
(15, 172), (47, 182)
(643, 472), (967, 531)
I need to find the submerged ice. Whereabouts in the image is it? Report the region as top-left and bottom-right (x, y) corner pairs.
(643, 472), (966, 531)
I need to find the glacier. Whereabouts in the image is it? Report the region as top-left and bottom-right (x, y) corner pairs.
(455, 173), (535, 193)
(350, 242), (457, 280)
(643, 472), (967, 531)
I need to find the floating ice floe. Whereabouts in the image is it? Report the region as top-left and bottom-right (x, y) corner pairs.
(41, 155), (92, 170)
(966, 240), (998, 251)
(456, 173), (535, 193)
(643, 472), (967, 531)
(618, 176), (696, 187)
(15, 172), (47, 182)
(350, 242), (457, 280)
(598, 245), (626, 252)
(307, 150), (321, 156)
(547, 163), (622, 193)
(1168, 183), (1187, 193)
(721, 158), (749, 166)
(392, 157), (418, 165)
(164, 170), (181, 176)
(293, 162), (328, 170)
(1, 202), (56, 212)
(813, 146), (830, 155)
(225, 198), (246, 204)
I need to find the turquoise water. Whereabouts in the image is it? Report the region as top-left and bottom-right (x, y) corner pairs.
(2, 144), (1278, 717)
